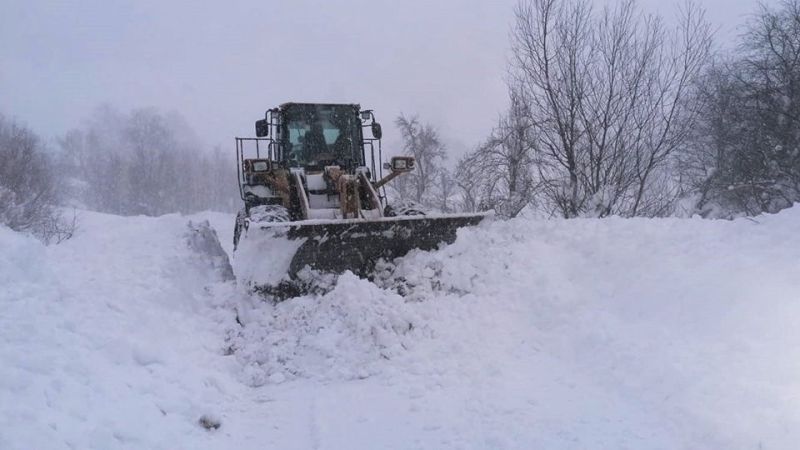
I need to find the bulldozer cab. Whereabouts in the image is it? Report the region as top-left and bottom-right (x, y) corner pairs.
(250, 103), (382, 174)
(236, 102), (388, 213)
(282, 104), (363, 168)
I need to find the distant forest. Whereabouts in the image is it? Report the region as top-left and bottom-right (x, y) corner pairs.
(3, 0), (800, 242)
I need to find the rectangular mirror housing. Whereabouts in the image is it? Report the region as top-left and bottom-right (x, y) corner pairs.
(255, 119), (269, 137)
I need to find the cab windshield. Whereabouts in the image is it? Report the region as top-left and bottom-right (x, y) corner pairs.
(282, 104), (361, 166)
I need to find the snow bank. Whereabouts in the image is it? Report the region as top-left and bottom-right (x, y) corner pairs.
(221, 206), (800, 448)
(2, 206), (800, 449)
(0, 225), (59, 304)
(370, 208), (800, 448)
(0, 212), (243, 450)
(0, 227), (66, 447)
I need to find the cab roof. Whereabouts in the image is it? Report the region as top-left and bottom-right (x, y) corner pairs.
(278, 102), (361, 111)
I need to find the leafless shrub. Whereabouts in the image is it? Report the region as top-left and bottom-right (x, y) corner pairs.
(0, 114), (77, 243)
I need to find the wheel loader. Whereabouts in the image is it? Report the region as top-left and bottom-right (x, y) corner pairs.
(233, 102), (487, 294)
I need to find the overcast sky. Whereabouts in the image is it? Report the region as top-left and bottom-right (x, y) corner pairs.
(1, 0), (771, 159)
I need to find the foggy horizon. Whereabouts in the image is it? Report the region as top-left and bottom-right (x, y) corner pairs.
(2, 0), (769, 157)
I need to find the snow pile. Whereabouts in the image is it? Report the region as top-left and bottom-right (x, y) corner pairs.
(2, 206), (800, 449)
(185, 220), (235, 283)
(0, 212), (245, 450)
(230, 272), (422, 386)
(371, 209), (800, 448)
(221, 206), (800, 448)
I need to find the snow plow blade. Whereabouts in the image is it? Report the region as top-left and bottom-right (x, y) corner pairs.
(233, 212), (489, 292)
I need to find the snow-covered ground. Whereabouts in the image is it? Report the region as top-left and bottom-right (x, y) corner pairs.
(2, 208), (799, 449)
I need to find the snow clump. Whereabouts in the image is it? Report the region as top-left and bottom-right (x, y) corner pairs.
(229, 272), (424, 386)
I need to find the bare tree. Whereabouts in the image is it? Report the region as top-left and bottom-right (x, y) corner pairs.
(435, 169), (457, 213)
(511, 0), (592, 217)
(628, 2), (712, 216)
(454, 158), (481, 213)
(510, 0), (711, 217)
(679, 1), (800, 217)
(456, 85), (539, 218)
(393, 115), (447, 208)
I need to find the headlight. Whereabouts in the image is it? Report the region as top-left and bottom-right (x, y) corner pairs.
(390, 156), (414, 172)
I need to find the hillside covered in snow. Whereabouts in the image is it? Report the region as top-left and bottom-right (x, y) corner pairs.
(2, 208), (799, 449)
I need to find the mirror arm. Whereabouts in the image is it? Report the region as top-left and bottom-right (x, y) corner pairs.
(373, 170), (404, 190)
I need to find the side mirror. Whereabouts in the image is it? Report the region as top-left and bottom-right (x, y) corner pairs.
(388, 156), (414, 173)
(371, 122), (383, 140)
(255, 119), (269, 137)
